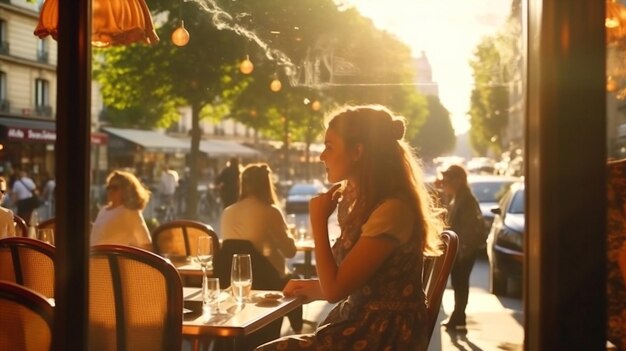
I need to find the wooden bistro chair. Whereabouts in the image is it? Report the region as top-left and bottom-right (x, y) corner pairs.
(89, 245), (183, 351)
(0, 281), (54, 351)
(37, 217), (55, 233)
(13, 214), (28, 237)
(152, 219), (220, 264)
(422, 230), (459, 339)
(0, 237), (55, 298)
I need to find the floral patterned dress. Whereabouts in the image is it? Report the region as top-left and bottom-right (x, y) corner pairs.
(607, 158), (626, 350)
(256, 199), (430, 351)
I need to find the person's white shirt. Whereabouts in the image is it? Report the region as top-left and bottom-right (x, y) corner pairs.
(12, 176), (36, 201)
(90, 205), (151, 249)
(221, 197), (296, 276)
(160, 170), (179, 196)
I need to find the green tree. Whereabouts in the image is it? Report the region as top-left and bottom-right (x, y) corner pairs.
(468, 37), (509, 155)
(95, 0), (429, 214)
(412, 96), (456, 160)
(94, 1), (249, 218)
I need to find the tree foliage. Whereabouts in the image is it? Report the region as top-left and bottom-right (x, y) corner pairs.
(468, 37), (509, 155)
(467, 0), (521, 156)
(412, 96), (456, 160)
(94, 0), (429, 215)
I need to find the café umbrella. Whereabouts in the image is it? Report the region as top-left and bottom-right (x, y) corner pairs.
(34, 0), (159, 47)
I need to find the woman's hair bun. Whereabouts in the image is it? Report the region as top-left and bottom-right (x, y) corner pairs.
(391, 119), (405, 140)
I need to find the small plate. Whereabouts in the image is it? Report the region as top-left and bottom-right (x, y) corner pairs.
(251, 292), (283, 305)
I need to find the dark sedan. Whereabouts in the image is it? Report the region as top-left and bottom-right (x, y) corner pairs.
(487, 181), (524, 295)
(285, 182), (327, 214)
(468, 175), (521, 238)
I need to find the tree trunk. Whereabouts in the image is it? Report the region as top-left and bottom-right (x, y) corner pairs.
(186, 103), (201, 219)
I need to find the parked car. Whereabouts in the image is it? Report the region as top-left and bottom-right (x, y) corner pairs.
(285, 182), (327, 214)
(487, 181), (525, 295)
(468, 175), (522, 236)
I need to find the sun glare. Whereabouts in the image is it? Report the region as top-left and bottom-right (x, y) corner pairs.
(343, 0), (511, 135)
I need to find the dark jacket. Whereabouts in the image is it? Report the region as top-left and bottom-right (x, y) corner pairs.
(447, 186), (484, 256)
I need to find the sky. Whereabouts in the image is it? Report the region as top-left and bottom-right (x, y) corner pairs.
(343, 0), (512, 134)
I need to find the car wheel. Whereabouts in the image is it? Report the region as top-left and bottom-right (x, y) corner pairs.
(490, 267), (508, 296)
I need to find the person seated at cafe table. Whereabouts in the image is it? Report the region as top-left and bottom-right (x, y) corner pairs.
(221, 162), (297, 276)
(90, 170), (152, 251)
(220, 162), (303, 338)
(0, 177), (16, 236)
(256, 105), (444, 351)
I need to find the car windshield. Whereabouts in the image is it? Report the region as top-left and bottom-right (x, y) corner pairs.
(508, 189), (525, 214)
(289, 184), (323, 196)
(470, 181), (513, 203)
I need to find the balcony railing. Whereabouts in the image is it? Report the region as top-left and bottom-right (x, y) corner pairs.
(0, 41), (9, 55)
(35, 104), (52, 117)
(37, 49), (49, 63)
(0, 99), (9, 113)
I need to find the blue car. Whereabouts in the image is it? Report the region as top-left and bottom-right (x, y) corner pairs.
(285, 182), (327, 214)
(487, 181), (524, 296)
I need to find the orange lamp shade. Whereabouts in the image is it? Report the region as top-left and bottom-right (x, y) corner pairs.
(607, 0), (626, 44)
(34, 0), (159, 47)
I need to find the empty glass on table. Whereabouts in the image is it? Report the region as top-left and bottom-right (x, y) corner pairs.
(231, 253), (252, 304)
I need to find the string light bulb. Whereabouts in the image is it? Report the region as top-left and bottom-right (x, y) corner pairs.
(270, 78), (282, 92)
(171, 20), (190, 47)
(240, 55), (254, 74)
(311, 100), (321, 111)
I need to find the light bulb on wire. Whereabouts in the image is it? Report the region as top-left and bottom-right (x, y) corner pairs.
(240, 55), (254, 74)
(171, 20), (189, 47)
(311, 100), (321, 111)
(270, 77), (282, 92)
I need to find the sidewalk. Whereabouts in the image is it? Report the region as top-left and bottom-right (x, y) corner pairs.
(429, 283), (524, 350)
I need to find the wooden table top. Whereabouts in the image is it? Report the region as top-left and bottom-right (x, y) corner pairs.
(182, 287), (304, 338)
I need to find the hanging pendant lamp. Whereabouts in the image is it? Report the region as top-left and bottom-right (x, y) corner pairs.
(607, 0), (626, 44)
(34, 0), (159, 47)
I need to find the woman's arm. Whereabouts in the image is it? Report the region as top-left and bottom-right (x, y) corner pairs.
(309, 186), (399, 303)
(283, 279), (324, 304)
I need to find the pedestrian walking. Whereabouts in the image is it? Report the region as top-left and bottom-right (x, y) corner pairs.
(439, 164), (485, 330)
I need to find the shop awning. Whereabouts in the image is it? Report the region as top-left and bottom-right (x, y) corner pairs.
(0, 116), (55, 143)
(199, 139), (260, 157)
(103, 127), (189, 152)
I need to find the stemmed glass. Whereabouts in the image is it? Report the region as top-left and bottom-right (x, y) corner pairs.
(202, 277), (226, 320)
(231, 254), (252, 304)
(196, 236), (213, 274)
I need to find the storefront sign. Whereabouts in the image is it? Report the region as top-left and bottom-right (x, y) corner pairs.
(5, 127), (109, 145)
(7, 127), (56, 142)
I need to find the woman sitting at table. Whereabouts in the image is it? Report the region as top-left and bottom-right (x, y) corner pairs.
(256, 105), (444, 351)
(220, 162), (301, 346)
(220, 162), (297, 276)
(90, 170), (152, 251)
(0, 177), (16, 236)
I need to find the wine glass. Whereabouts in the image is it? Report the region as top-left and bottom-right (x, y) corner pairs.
(196, 236), (213, 274)
(202, 277), (226, 320)
(286, 214), (297, 237)
(230, 254), (252, 304)
(297, 221), (308, 242)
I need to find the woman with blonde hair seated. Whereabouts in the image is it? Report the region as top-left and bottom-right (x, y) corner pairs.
(0, 177), (15, 236)
(90, 170), (152, 250)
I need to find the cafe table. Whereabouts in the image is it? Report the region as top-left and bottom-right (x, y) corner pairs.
(182, 287), (304, 351)
(295, 238), (316, 278)
(172, 259), (207, 278)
